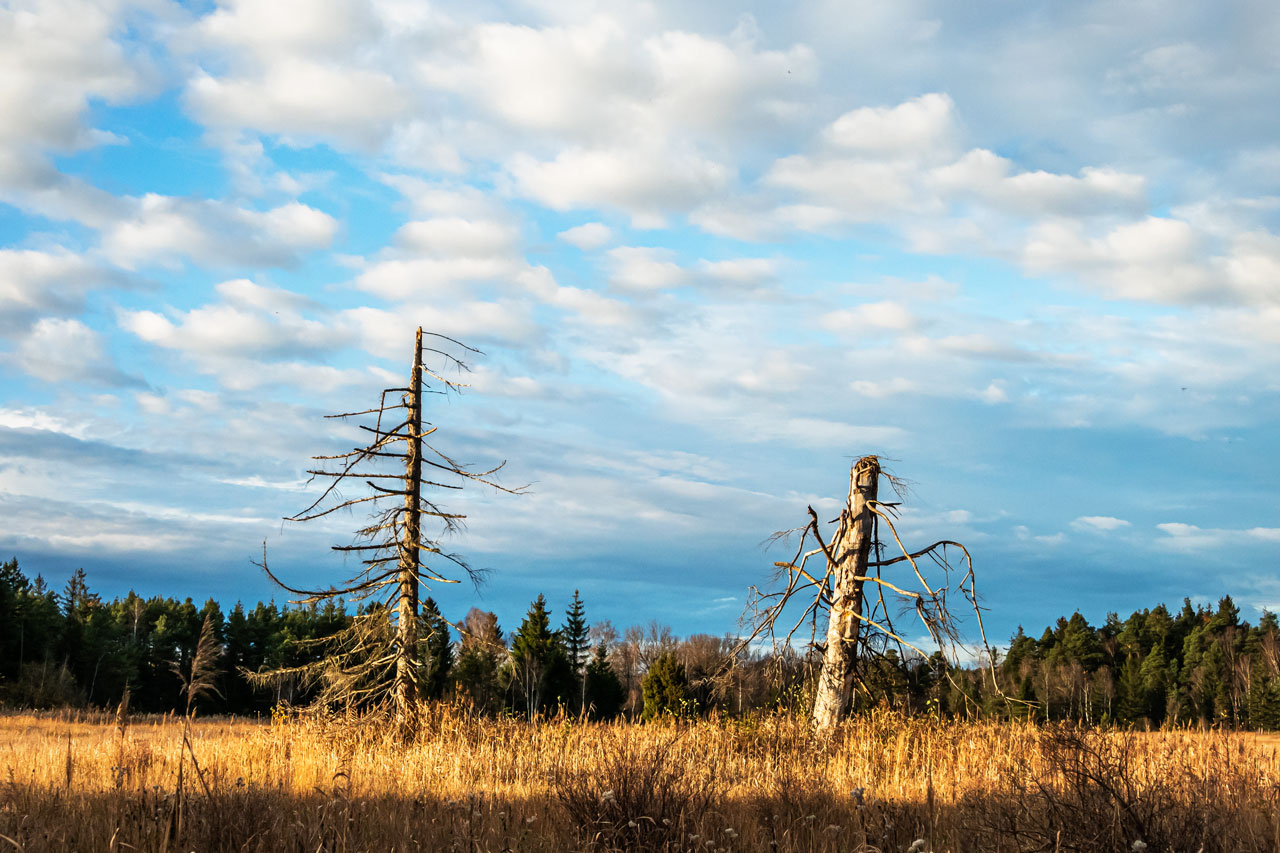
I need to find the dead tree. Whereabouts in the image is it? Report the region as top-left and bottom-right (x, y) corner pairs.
(742, 455), (996, 730)
(258, 327), (522, 742)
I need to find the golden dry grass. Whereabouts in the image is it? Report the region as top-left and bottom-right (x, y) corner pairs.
(2, 707), (1278, 852)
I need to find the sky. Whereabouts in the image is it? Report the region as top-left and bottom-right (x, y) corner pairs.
(1, 0), (1278, 649)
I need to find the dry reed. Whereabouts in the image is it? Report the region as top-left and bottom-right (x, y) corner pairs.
(1, 706), (1277, 852)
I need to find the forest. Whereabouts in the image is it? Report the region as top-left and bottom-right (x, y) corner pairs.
(4, 556), (1279, 729)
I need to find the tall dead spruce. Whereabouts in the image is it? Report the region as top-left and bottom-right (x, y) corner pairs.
(262, 328), (520, 742)
(743, 456), (996, 730)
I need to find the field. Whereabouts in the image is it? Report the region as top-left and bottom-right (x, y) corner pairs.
(2, 709), (1278, 852)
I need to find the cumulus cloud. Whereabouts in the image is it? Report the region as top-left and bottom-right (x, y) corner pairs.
(120, 288), (343, 361)
(0, 0), (154, 153)
(508, 145), (732, 227)
(394, 217), (520, 257)
(822, 92), (958, 155)
(821, 300), (917, 333)
(186, 63), (406, 149)
(418, 17), (815, 145)
(557, 222), (614, 250)
(12, 317), (140, 386)
(0, 248), (116, 328)
(102, 195), (338, 270)
(607, 247), (689, 293)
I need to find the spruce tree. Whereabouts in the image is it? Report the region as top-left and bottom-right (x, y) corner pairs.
(454, 608), (503, 713)
(583, 643), (625, 720)
(641, 651), (691, 720)
(562, 590), (589, 711)
(420, 597), (454, 700)
(509, 594), (572, 717)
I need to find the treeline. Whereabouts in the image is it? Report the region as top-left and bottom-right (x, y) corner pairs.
(0, 559), (799, 719)
(981, 595), (1280, 728)
(4, 557), (1280, 728)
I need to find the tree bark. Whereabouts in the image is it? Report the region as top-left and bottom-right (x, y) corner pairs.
(811, 456), (879, 730)
(394, 327), (423, 742)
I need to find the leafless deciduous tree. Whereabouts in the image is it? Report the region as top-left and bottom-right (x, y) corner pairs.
(257, 327), (522, 741)
(741, 455), (996, 730)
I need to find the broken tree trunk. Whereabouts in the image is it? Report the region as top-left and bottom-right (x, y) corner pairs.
(394, 328), (424, 742)
(740, 455), (995, 730)
(810, 455), (879, 730)
(262, 326), (524, 745)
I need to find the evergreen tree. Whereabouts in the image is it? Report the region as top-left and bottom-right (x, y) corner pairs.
(0, 558), (28, 683)
(583, 643), (625, 720)
(1138, 644), (1169, 723)
(1116, 654), (1145, 722)
(454, 608), (504, 713)
(562, 590), (589, 711)
(419, 598), (454, 700)
(509, 594), (572, 716)
(641, 651), (691, 720)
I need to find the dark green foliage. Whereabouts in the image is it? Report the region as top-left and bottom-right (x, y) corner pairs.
(7, 554), (1280, 731)
(562, 589), (589, 711)
(0, 559), (352, 714)
(583, 643), (625, 720)
(453, 608), (504, 712)
(419, 597), (454, 700)
(508, 594), (574, 717)
(641, 651), (691, 720)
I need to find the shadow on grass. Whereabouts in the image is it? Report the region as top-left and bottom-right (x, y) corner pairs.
(2, 779), (1275, 853)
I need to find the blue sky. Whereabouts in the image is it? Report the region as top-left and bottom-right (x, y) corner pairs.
(1, 0), (1278, 649)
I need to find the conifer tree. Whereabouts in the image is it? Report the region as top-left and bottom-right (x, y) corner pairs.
(641, 651), (691, 720)
(509, 594), (572, 717)
(420, 597), (453, 700)
(453, 608), (504, 712)
(562, 590), (589, 711)
(583, 643), (625, 720)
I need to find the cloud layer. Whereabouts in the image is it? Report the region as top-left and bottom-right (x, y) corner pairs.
(1, 0), (1278, 638)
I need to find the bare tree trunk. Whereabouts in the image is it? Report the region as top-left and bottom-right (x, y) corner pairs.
(811, 456), (879, 730)
(394, 328), (423, 742)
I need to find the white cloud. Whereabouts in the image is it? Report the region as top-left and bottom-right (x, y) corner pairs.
(195, 0), (382, 61)
(342, 302), (541, 355)
(0, 248), (110, 323)
(697, 257), (778, 287)
(508, 145), (732, 226)
(354, 256), (523, 301)
(13, 317), (136, 386)
(823, 93), (958, 155)
(215, 278), (316, 313)
(186, 62), (406, 148)
(1021, 216), (1280, 307)
(102, 195), (338, 269)
(821, 300), (916, 333)
(0, 0), (154, 153)
(1071, 515), (1131, 532)
(1157, 522), (1280, 551)
(120, 301), (341, 360)
(395, 217), (519, 257)
(557, 222), (614, 250)
(607, 247), (688, 293)
(418, 16), (815, 145)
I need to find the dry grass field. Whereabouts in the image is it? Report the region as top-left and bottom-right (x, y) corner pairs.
(2, 708), (1278, 852)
